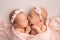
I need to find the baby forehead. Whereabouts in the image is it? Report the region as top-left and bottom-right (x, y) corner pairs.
(17, 12), (27, 17)
(15, 13), (27, 20)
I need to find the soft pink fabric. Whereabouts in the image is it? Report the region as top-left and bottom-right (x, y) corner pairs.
(0, 17), (60, 40)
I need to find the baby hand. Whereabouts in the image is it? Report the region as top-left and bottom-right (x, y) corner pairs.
(25, 26), (31, 34)
(31, 24), (38, 30)
(31, 24), (42, 33)
(41, 25), (47, 32)
(30, 30), (37, 35)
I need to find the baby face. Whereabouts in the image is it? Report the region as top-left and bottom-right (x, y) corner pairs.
(28, 8), (42, 25)
(28, 14), (40, 25)
(15, 12), (28, 28)
(28, 7), (47, 25)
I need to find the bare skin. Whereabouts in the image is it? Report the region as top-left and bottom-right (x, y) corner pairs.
(28, 7), (47, 35)
(12, 11), (31, 34)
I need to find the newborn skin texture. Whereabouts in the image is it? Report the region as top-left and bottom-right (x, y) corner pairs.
(28, 7), (47, 35)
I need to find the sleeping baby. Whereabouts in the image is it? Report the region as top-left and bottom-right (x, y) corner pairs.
(0, 7), (60, 40)
(9, 9), (31, 34)
(28, 7), (47, 35)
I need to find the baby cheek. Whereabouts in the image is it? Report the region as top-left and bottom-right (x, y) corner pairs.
(18, 22), (25, 27)
(29, 19), (33, 24)
(26, 21), (28, 25)
(23, 20), (28, 26)
(18, 22), (22, 26)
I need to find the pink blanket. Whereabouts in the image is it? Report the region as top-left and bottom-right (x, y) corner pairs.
(0, 17), (60, 40)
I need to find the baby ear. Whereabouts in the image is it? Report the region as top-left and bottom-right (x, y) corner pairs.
(13, 23), (18, 28)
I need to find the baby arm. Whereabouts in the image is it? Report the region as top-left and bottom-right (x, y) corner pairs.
(41, 25), (47, 32)
(30, 30), (37, 35)
(30, 28), (37, 35)
(31, 24), (42, 34)
(25, 26), (31, 34)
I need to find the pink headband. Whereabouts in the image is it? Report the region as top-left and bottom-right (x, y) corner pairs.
(35, 7), (42, 20)
(10, 9), (24, 24)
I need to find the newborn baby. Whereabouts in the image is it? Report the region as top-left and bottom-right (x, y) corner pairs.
(28, 7), (47, 35)
(9, 9), (31, 34)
